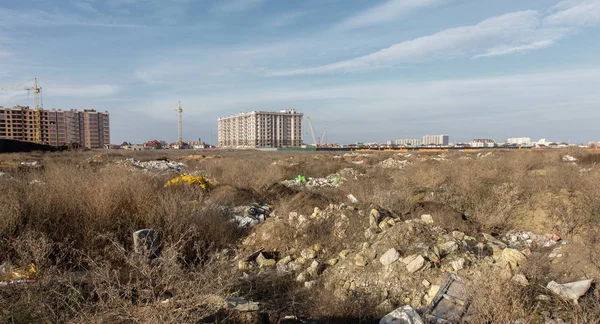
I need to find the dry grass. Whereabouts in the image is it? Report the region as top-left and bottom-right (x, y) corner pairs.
(1, 149), (600, 322)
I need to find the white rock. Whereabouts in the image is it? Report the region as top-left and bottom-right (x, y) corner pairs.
(451, 258), (465, 272)
(421, 214), (434, 224)
(379, 305), (424, 324)
(347, 194), (359, 203)
(380, 248), (400, 266)
(406, 255), (426, 273)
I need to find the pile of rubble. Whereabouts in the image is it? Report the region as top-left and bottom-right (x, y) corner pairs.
(378, 158), (411, 169)
(235, 202), (588, 322)
(281, 174), (345, 189)
(120, 158), (185, 172)
(562, 155), (578, 162)
(225, 202), (273, 228)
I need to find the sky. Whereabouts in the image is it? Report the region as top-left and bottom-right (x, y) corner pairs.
(0, 0), (599, 145)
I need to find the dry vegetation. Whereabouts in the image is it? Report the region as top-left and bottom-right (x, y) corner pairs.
(1, 149), (600, 323)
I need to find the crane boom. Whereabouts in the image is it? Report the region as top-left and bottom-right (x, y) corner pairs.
(0, 78), (42, 143)
(306, 116), (317, 147)
(319, 128), (327, 146)
(172, 101), (183, 147)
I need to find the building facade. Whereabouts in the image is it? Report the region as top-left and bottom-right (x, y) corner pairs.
(422, 135), (449, 146)
(471, 139), (496, 148)
(507, 137), (532, 145)
(395, 139), (422, 146)
(218, 110), (303, 148)
(0, 106), (110, 148)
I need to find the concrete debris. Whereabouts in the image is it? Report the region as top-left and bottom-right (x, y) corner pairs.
(451, 258), (465, 272)
(547, 279), (592, 302)
(343, 153), (371, 157)
(548, 246), (563, 259)
(380, 248), (400, 266)
(502, 248), (526, 270)
(379, 305), (424, 324)
(420, 214), (434, 224)
(423, 274), (470, 323)
(379, 158), (411, 169)
(121, 158), (185, 172)
(406, 255), (426, 273)
(228, 202), (272, 228)
(226, 297), (259, 312)
(482, 233), (508, 249)
(477, 152), (493, 158)
(301, 248), (317, 260)
(562, 155), (578, 162)
(132, 229), (160, 259)
(347, 194), (359, 204)
(29, 179), (45, 185)
(282, 173), (346, 189)
(512, 274), (529, 286)
(504, 230), (560, 248)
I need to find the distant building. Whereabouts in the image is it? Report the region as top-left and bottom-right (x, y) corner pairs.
(422, 135), (449, 146)
(395, 139), (422, 146)
(507, 137), (532, 145)
(0, 106), (110, 148)
(471, 139), (496, 148)
(218, 110), (303, 148)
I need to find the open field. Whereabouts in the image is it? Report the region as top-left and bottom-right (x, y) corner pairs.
(2, 149), (600, 323)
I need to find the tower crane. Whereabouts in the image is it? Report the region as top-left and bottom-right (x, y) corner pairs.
(319, 128), (327, 146)
(0, 78), (42, 143)
(305, 116), (317, 147)
(172, 101), (183, 148)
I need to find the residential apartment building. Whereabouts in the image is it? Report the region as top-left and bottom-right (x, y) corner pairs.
(0, 106), (110, 148)
(218, 110), (303, 148)
(422, 135), (449, 146)
(395, 139), (422, 146)
(507, 137), (532, 145)
(471, 139), (496, 148)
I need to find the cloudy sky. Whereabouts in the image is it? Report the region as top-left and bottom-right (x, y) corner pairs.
(0, 0), (599, 144)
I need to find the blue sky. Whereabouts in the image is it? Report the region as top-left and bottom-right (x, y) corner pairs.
(0, 0), (599, 144)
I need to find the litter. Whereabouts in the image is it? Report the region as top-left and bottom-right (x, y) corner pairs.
(282, 174), (346, 189)
(547, 279), (592, 303)
(379, 305), (423, 324)
(562, 155), (578, 162)
(423, 274), (470, 323)
(164, 174), (214, 190)
(121, 158), (185, 172)
(20, 161), (41, 168)
(231, 202), (272, 228)
(0, 262), (37, 287)
(225, 297), (259, 312)
(347, 194), (359, 204)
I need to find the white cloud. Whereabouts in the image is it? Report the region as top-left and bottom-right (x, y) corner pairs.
(270, 11), (567, 76)
(334, 0), (447, 31)
(473, 39), (557, 58)
(546, 0), (600, 26)
(211, 0), (266, 13)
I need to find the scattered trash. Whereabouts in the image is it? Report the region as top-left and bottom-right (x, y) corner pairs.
(504, 230), (559, 248)
(0, 262), (37, 287)
(29, 179), (45, 186)
(562, 155), (578, 162)
(164, 174), (214, 190)
(225, 297), (259, 312)
(379, 305), (424, 324)
(547, 279), (592, 303)
(231, 202), (272, 228)
(379, 158), (411, 169)
(20, 161), (41, 168)
(343, 153), (371, 158)
(282, 174), (346, 189)
(133, 229), (161, 260)
(121, 158), (185, 172)
(423, 274), (470, 323)
(477, 152), (493, 158)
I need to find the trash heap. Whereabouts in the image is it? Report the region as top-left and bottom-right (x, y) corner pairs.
(226, 202), (273, 228)
(562, 155), (578, 162)
(378, 158), (411, 169)
(0, 262), (37, 287)
(281, 174), (346, 189)
(235, 202), (588, 323)
(121, 158), (185, 172)
(164, 174), (214, 190)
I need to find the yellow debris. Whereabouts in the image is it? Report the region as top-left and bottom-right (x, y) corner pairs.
(164, 174), (214, 191)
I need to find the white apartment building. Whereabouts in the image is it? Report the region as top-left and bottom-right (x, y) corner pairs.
(218, 110), (303, 148)
(507, 137), (532, 145)
(471, 139), (496, 148)
(422, 135), (449, 146)
(395, 139), (422, 146)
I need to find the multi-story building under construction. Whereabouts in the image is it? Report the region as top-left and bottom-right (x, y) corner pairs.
(0, 106), (110, 148)
(218, 110), (303, 148)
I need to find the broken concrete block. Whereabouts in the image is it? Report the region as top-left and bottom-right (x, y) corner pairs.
(406, 255), (426, 273)
(379, 305), (424, 324)
(547, 279), (592, 302)
(451, 258), (465, 272)
(421, 214), (434, 224)
(422, 279), (431, 288)
(380, 248), (400, 266)
(512, 274), (529, 286)
(301, 248), (316, 259)
(226, 297), (259, 312)
(347, 194), (359, 203)
(304, 280), (317, 289)
(502, 248), (526, 269)
(278, 256), (292, 265)
(482, 233), (508, 249)
(132, 229), (160, 259)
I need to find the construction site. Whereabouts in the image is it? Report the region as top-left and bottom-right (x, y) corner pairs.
(0, 79), (110, 150)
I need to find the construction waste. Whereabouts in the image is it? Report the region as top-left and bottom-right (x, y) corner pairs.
(164, 174), (214, 190)
(121, 158), (185, 172)
(226, 202), (273, 228)
(562, 155), (578, 162)
(0, 262), (37, 287)
(379, 158), (411, 169)
(281, 174), (345, 189)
